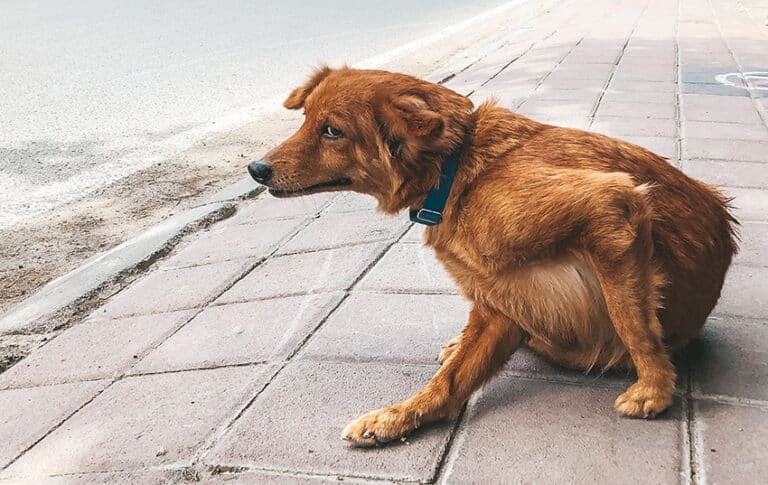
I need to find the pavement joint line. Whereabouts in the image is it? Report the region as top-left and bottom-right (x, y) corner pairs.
(674, 2), (683, 162)
(435, 394), (482, 485)
(205, 463), (423, 484)
(428, 404), (468, 484)
(688, 390), (707, 485)
(690, 392), (768, 409)
(682, 354), (696, 485)
(588, 3), (648, 126)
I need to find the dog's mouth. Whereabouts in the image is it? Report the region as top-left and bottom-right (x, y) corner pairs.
(268, 177), (353, 198)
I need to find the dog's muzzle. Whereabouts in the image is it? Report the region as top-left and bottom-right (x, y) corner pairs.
(247, 161), (272, 184)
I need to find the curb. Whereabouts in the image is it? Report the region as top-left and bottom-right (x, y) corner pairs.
(0, 1), (543, 335)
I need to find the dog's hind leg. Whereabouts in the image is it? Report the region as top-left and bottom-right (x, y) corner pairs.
(586, 184), (676, 418)
(342, 304), (521, 447)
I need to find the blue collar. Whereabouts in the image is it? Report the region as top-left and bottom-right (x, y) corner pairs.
(409, 148), (461, 226)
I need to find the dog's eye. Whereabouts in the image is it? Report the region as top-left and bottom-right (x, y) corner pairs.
(322, 125), (343, 139)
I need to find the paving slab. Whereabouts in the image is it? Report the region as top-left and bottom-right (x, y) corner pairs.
(735, 221), (768, 267)
(226, 192), (336, 224)
(91, 260), (249, 319)
(215, 243), (387, 304)
(688, 316), (768, 401)
(693, 400), (768, 484)
(680, 159), (768, 189)
(620, 135), (678, 159)
(6, 470), (180, 484)
(300, 293), (469, 364)
(277, 212), (409, 255)
(198, 471), (379, 484)
(324, 193), (381, 214)
(721, 187), (768, 223)
(165, 217), (303, 269)
(442, 376), (683, 484)
(0, 380), (108, 469)
(0, 310), (193, 389)
(595, 100), (676, 120)
(681, 94), (764, 124)
(681, 138), (768, 163)
(681, 120), (768, 141)
(356, 243), (458, 294)
(1, 365), (271, 478)
(714, 264), (768, 319)
(133, 293), (344, 374)
(205, 361), (454, 482)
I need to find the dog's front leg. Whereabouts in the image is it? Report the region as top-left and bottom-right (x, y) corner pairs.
(342, 304), (522, 447)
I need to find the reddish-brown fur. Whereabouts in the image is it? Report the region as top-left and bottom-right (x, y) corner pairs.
(257, 67), (738, 447)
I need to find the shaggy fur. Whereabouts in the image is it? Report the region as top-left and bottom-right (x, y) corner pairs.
(254, 66), (738, 447)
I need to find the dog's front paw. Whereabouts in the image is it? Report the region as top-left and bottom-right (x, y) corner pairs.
(437, 335), (461, 365)
(615, 382), (673, 419)
(342, 405), (421, 447)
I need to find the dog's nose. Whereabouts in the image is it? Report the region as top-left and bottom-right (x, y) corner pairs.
(247, 161), (272, 184)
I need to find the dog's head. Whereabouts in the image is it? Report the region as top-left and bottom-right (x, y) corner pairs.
(248, 67), (474, 213)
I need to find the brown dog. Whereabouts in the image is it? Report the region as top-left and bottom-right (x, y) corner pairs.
(247, 66), (738, 447)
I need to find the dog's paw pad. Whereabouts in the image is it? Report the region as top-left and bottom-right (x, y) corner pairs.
(342, 406), (419, 447)
(615, 382), (673, 418)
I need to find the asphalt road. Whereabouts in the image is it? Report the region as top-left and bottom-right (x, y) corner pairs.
(0, 0), (515, 230)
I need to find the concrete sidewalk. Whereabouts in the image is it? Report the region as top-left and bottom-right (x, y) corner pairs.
(2, 0), (767, 483)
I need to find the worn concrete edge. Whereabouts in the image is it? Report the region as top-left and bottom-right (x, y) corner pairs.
(0, 0), (545, 336)
(0, 183), (261, 334)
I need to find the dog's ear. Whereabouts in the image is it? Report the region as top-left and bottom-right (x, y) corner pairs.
(376, 94), (444, 139)
(284, 66), (333, 110)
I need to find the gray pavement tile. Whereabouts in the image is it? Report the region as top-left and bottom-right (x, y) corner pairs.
(608, 79), (678, 93)
(215, 243), (387, 304)
(693, 401), (768, 484)
(443, 376), (683, 484)
(6, 471), (180, 484)
(537, 77), (608, 92)
(682, 138), (768, 163)
(132, 293), (344, 373)
(681, 160), (768, 189)
(0, 311), (193, 389)
(165, 218), (303, 269)
(276, 211), (409, 255)
(715, 264), (768, 319)
(227, 193), (336, 224)
(620, 135), (678, 159)
(300, 293), (469, 364)
(595, 100), (676, 119)
(0, 381), (108, 469)
(722, 187), (768, 222)
(324, 193), (380, 213)
(681, 94), (764, 124)
(549, 62), (616, 80)
(688, 316), (768, 401)
(600, 90), (678, 105)
(442, 63), (505, 96)
(401, 224), (424, 243)
(92, 260), (249, 318)
(681, 82), (751, 97)
(613, 65), (677, 83)
(1, 365), (271, 478)
(517, 98), (596, 118)
(525, 89), (603, 105)
(736, 222), (768, 267)
(591, 116), (677, 137)
(681, 120), (768, 141)
(356, 244), (457, 294)
(198, 471), (378, 484)
(205, 361), (454, 482)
